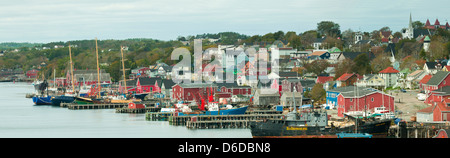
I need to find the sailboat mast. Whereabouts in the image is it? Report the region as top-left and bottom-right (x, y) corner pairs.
(69, 43), (75, 93)
(95, 38), (101, 98)
(121, 46), (127, 94)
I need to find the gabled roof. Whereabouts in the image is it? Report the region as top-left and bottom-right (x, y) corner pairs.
(339, 52), (375, 61)
(310, 51), (328, 56)
(316, 76), (334, 84)
(426, 71), (450, 86)
(420, 74), (433, 84)
(379, 67), (400, 74)
(336, 73), (355, 81)
(417, 104), (435, 113)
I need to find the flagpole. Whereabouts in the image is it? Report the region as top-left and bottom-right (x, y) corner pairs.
(121, 46), (128, 94)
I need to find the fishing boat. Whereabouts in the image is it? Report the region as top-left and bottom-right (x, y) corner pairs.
(249, 88), (393, 138)
(32, 95), (52, 105)
(51, 95), (75, 106)
(74, 96), (94, 104)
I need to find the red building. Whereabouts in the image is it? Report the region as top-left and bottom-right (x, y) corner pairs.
(337, 89), (395, 117)
(26, 69), (39, 79)
(433, 101), (450, 122)
(420, 74), (432, 91)
(423, 71), (450, 94)
(336, 73), (359, 87)
(216, 82), (252, 98)
(172, 83), (217, 101)
(125, 77), (161, 93)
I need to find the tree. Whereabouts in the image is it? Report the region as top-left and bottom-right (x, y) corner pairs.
(353, 53), (372, 75)
(304, 59), (329, 76)
(334, 58), (355, 80)
(371, 53), (392, 73)
(412, 21), (424, 29)
(317, 21), (341, 37)
(309, 83), (326, 105)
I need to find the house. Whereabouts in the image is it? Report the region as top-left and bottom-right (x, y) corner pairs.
(280, 92), (302, 106)
(309, 50), (330, 60)
(420, 74), (433, 91)
(416, 105), (435, 122)
(172, 83), (217, 101)
(313, 37), (326, 50)
(253, 89), (280, 106)
(406, 70), (426, 89)
(380, 31), (393, 44)
(379, 67), (400, 88)
(130, 67), (151, 79)
(26, 69), (39, 79)
(423, 62), (442, 75)
(424, 86), (450, 105)
(215, 81), (252, 99)
(336, 89), (395, 117)
(336, 73), (358, 87)
(433, 101), (450, 122)
(423, 71), (450, 94)
(125, 77), (162, 94)
(281, 78), (303, 93)
(326, 86), (368, 109)
(316, 76), (334, 84)
(336, 52), (375, 62)
(356, 74), (384, 88)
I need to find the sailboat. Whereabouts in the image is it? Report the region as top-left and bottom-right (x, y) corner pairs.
(51, 43), (76, 106)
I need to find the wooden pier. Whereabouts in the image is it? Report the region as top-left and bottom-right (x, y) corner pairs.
(391, 121), (450, 138)
(170, 114), (284, 128)
(146, 112), (173, 121)
(66, 103), (128, 110)
(116, 107), (161, 113)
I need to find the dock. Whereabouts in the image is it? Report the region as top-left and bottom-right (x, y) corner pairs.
(170, 114), (284, 128)
(146, 112), (173, 121)
(392, 121), (450, 138)
(116, 107), (161, 113)
(67, 103), (128, 110)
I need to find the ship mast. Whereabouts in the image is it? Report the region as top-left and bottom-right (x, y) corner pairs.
(95, 38), (101, 98)
(121, 46), (127, 94)
(69, 43), (75, 94)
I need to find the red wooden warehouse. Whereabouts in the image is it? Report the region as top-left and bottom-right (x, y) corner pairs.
(337, 89), (395, 117)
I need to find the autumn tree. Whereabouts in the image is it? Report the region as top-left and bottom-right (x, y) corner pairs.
(309, 83), (326, 105)
(371, 53), (392, 73)
(334, 58), (355, 80)
(303, 59), (329, 76)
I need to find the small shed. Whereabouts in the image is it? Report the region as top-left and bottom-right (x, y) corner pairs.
(280, 92), (302, 106)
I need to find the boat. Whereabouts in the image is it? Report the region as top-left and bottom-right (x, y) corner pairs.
(51, 95), (75, 106)
(74, 96), (94, 104)
(32, 96), (52, 105)
(249, 109), (393, 138)
(177, 101), (248, 116)
(249, 88), (393, 138)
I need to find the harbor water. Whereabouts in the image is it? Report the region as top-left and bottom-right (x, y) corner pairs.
(0, 82), (252, 138)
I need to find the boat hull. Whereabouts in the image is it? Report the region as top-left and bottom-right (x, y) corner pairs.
(51, 96), (75, 106)
(249, 119), (393, 138)
(178, 106), (248, 116)
(32, 96), (52, 105)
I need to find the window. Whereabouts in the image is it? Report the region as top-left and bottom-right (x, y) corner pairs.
(350, 99), (353, 102)
(371, 98), (374, 102)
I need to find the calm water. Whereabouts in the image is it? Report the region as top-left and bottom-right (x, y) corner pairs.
(0, 82), (252, 138)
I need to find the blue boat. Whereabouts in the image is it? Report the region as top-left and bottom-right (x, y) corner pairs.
(51, 96), (75, 106)
(32, 96), (52, 105)
(178, 106), (248, 116)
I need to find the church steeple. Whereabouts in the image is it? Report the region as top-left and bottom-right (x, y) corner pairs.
(409, 12), (413, 29)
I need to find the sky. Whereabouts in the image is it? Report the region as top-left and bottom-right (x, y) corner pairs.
(0, 0), (449, 43)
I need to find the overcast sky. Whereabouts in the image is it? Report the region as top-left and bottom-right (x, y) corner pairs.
(0, 0), (448, 43)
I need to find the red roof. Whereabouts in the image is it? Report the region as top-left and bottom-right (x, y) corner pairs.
(436, 102), (450, 113)
(417, 105), (435, 113)
(316, 76), (334, 84)
(420, 74), (433, 84)
(434, 19), (441, 26)
(425, 19), (431, 26)
(379, 67), (399, 74)
(381, 38), (389, 43)
(336, 73), (355, 81)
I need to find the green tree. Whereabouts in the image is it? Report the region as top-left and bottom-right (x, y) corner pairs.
(310, 83), (326, 105)
(317, 21), (341, 37)
(353, 53), (372, 74)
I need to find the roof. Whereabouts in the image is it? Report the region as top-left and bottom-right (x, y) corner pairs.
(327, 86), (369, 93)
(310, 51), (328, 56)
(339, 89), (382, 98)
(339, 52), (375, 61)
(425, 62), (439, 70)
(336, 73), (355, 81)
(316, 76), (334, 84)
(277, 72), (299, 78)
(417, 104), (435, 113)
(420, 74), (433, 84)
(426, 71), (450, 86)
(177, 83), (217, 88)
(430, 86), (450, 96)
(379, 67), (400, 74)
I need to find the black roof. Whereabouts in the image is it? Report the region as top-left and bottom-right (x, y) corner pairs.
(340, 52), (376, 60)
